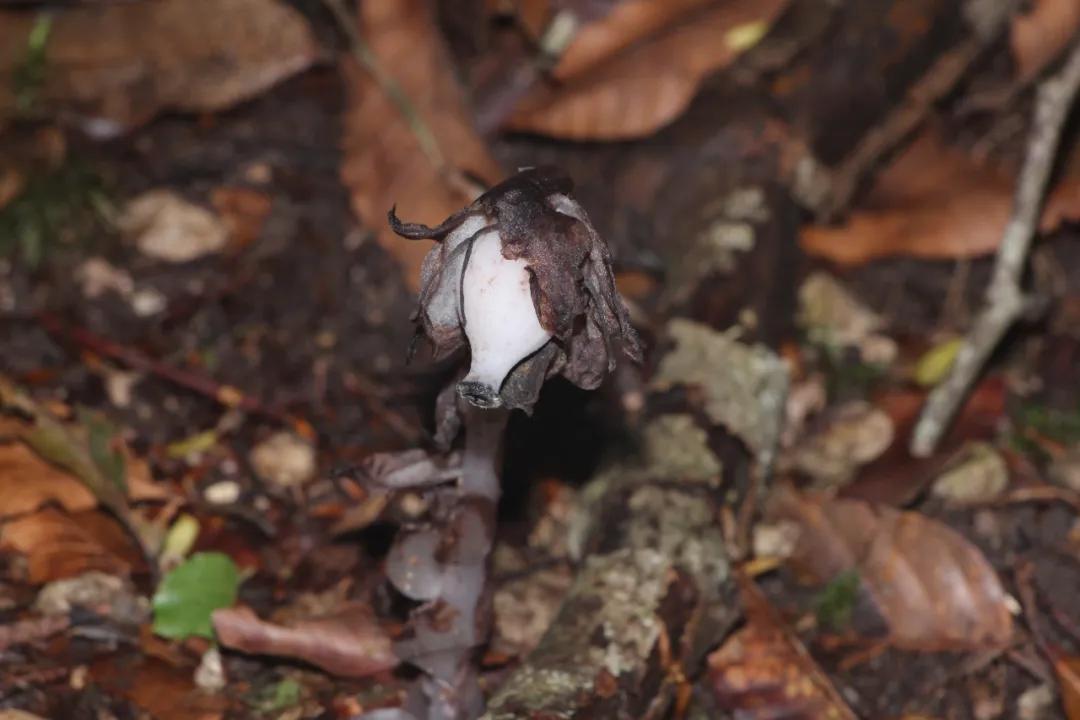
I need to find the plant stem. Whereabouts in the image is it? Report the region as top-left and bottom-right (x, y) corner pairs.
(460, 405), (509, 501)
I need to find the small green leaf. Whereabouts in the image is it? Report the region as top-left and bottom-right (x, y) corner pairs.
(152, 552), (239, 640)
(251, 679), (303, 714)
(914, 337), (962, 388)
(160, 514), (200, 564)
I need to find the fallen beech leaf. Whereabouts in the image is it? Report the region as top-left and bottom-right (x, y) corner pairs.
(341, 0), (502, 289)
(1048, 646), (1080, 720)
(120, 190), (229, 263)
(0, 0), (318, 134)
(505, 0), (789, 139)
(0, 507), (134, 583)
(767, 485), (1014, 650)
(782, 400), (895, 490)
(212, 603), (398, 678)
(801, 130), (1080, 265)
(90, 656), (227, 720)
(552, 0), (714, 81)
(708, 576), (857, 719)
(0, 426), (168, 520)
(1011, 0), (1080, 82)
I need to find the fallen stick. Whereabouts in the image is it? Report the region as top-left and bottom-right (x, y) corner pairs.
(911, 37), (1080, 458)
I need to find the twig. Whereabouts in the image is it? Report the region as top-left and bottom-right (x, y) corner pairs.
(911, 38), (1080, 458)
(37, 313), (302, 429)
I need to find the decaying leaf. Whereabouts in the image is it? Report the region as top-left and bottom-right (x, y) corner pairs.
(212, 603), (398, 678)
(390, 166), (642, 412)
(341, 0), (502, 288)
(0, 406), (169, 520)
(766, 485), (1014, 650)
(0, 508), (136, 583)
(800, 129), (1080, 266)
(782, 400), (895, 490)
(505, 0), (789, 139)
(1048, 646), (1080, 720)
(1011, 0), (1080, 82)
(0, 0), (319, 133)
(119, 190), (229, 263)
(708, 576), (858, 719)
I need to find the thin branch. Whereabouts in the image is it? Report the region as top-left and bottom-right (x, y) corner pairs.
(37, 313), (302, 429)
(910, 38), (1080, 458)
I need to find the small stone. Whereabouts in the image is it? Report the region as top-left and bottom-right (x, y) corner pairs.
(75, 257), (134, 299)
(249, 432), (316, 488)
(35, 571), (148, 625)
(1049, 447), (1080, 492)
(104, 369), (141, 409)
(1017, 683), (1055, 720)
(130, 287), (167, 317)
(120, 189), (228, 263)
(932, 443), (1009, 503)
(194, 647), (226, 691)
(204, 480), (241, 505)
(752, 520), (800, 560)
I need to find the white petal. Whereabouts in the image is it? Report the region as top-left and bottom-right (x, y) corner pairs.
(460, 229), (551, 404)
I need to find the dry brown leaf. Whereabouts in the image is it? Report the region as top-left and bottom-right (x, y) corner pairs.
(767, 485), (1014, 651)
(708, 575), (857, 719)
(0, 440), (167, 519)
(1011, 0), (1080, 82)
(801, 130), (1080, 265)
(505, 0), (788, 140)
(210, 186), (272, 252)
(552, 0), (714, 81)
(341, 0), (502, 289)
(0, 0), (318, 133)
(212, 603), (398, 678)
(1050, 646), (1080, 720)
(90, 656), (227, 720)
(0, 507), (136, 583)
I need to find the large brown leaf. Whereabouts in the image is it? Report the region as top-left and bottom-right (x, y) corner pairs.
(0, 507), (137, 583)
(341, 0), (502, 289)
(800, 129), (1080, 265)
(1011, 0), (1080, 82)
(212, 603), (398, 678)
(709, 576), (858, 719)
(504, 0), (788, 140)
(0, 440), (166, 519)
(766, 485), (1014, 651)
(0, 0), (318, 133)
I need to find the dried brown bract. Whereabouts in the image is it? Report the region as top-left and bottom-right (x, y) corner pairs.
(389, 166), (642, 411)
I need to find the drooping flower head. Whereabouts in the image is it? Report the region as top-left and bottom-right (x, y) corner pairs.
(389, 167), (642, 412)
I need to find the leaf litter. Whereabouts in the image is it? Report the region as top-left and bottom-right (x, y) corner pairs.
(2, 1), (1080, 718)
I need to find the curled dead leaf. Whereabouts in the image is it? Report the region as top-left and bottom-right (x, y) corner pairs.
(505, 0), (789, 139)
(212, 603), (398, 678)
(1011, 0), (1080, 82)
(0, 438), (167, 520)
(341, 0), (501, 289)
(0, 508), (138, 584)
(801, 129), (1080, 266)
(708, 576), (857, 719)
(767, 485), (1014, 651)
(0, 0), (319, 134)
